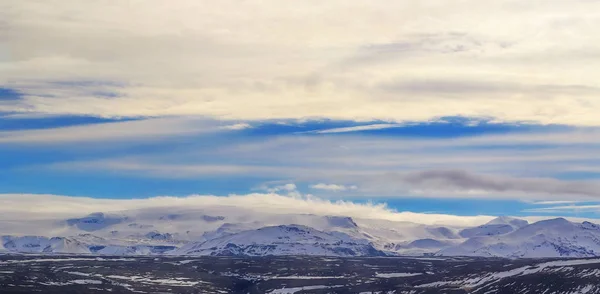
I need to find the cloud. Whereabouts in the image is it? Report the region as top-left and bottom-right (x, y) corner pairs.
(523, 204), (600, 214)
(525, 200), (583, 205)
(394, 170), (600, 200)
(309, 124), (404, 134)
(221, 123), (252, 130)
(0, 117), (245, 143)
(310, 183), (358, 191)
(0, 193), (494, 226)
(3, 1), (600, 125)
(45, 161), (311, 178)
(4, 193), (600, 229)
(266, 183), (298, 193)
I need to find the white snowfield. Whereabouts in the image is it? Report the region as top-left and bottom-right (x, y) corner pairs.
(3, 206), (600, 258)
(55, 271), (209, 288)
(375, 272), (423, 278)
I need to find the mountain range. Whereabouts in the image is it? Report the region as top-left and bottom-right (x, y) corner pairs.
(2, 207), (600, 258)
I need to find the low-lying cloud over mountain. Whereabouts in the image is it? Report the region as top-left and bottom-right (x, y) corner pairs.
(2, 193), (600, 258)
(0, 193), (492, 226)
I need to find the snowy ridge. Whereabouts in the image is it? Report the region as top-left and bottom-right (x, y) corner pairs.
(2, 236), (89, 254)
(440, 218), (600, 258)
(458, 216), (529, 238)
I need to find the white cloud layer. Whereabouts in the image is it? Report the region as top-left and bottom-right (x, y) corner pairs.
(0, 117), (247, 143)
(311, 183), (358, 191)
(310, 124), (404, 134)
(3, 0), (600, 125)
(0, 193), (493, 227)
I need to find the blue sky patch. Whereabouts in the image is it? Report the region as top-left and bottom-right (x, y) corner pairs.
(0, 88), (22, 101)
(0, 114), (138, 131)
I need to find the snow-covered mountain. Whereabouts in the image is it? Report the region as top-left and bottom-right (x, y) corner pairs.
(172, 224), (384, 256)
(440, 218), (600, 258)
(2, 236), (90, 254)
(3, 208), (600, 258)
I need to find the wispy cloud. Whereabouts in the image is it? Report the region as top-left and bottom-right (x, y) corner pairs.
(525, 200), (583, 205)
(523, 204), (600, 214)
(263, 183), (298, 194)
(0, 117), (246, 143)
(308, 124), (404, 134)
(310, 183), (358, 192)
(399, 170), (600, 199)
(221, 123), (252, 130)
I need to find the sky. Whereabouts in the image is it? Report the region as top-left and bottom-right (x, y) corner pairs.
(2, 0), (600, 220)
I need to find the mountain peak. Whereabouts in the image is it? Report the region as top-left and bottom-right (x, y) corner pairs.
(486, 216), (528, 228)
(582, 221), (600, 229)
(325, 216), (358, 229)
(536, 217), (571, 227)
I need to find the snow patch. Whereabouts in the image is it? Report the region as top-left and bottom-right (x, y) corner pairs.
(375, 272), (422, 278)
(268, 285), (344, 294)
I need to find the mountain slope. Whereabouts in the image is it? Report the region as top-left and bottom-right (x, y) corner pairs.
(459, 216), (529, 238)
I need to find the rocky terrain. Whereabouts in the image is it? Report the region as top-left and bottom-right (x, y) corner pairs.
(2, 255), (600, 293)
